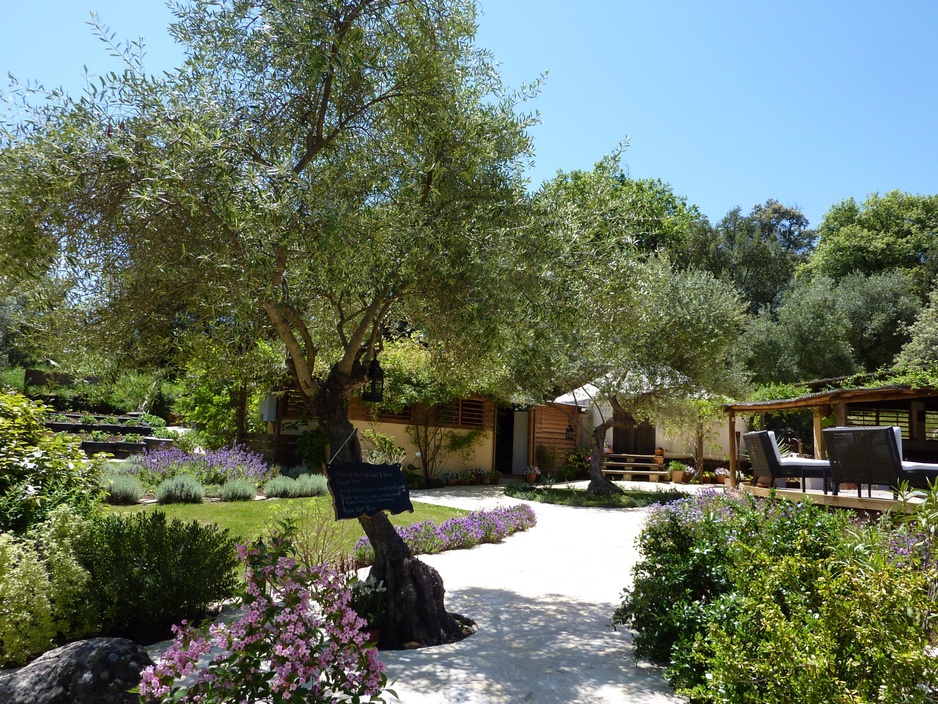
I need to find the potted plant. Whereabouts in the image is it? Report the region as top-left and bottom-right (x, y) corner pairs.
(668, 461), (687, 484)
(81, 430), (114, 458)
(349, 576), (387, 643)
(471, 467), (489, 484)
(714, 467), (730, 484)
(524, 465), (540, 483)
(700, 470), (716, 484)
(487, 470), (501, 484)
(654, 447), (666, 465)
(116, 433), (147, 455)
(438, 471), (460, 487)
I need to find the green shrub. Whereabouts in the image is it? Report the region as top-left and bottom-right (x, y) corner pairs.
(31, 507), (97, 643)
(150, 426), (179, 440)
(264, 475), (298, 499)
(0, 533), (56, 666)
(173, 429), (205, 453)
(203, 483), (223, 499)
(361, 429), (407, 465)
(557, 446), (590, 481)
(220, 479), (256, 502)
(0, 507), (96, 667)
(0, 389), (104, 534)
(682, 531), (938, 702)
(264, 500), (350, 569)
(296, 427), (329, 469)
(614, 492), (844, 671)
(138, 412), (167, 429)
(75, 511), (239, 640)
(104, 475), (144, 505)
(0, 367), (24, 392)
(613, 490), (938, 701)
(156, 474), (204, 504)
(103, 370), (160, 413)
(294, 472), (328, 497)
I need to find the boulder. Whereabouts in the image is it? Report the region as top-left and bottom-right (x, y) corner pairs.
(0, 638), (154, 704)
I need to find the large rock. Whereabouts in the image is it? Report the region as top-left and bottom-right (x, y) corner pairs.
(0, 638), (154, 704)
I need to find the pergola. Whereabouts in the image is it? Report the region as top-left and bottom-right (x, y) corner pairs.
(723, 385), (938, 488)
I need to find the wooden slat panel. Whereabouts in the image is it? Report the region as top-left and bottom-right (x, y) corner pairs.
(531, 404), (577, 469)
(284, 386), (491, 431)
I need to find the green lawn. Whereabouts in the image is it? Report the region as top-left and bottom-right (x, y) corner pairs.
(109, 496), (466, 551)
(503, 484), (686, 508)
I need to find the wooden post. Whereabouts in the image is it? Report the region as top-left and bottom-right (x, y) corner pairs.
(813, 407), (826, 459)
(728, 410), (737, 488)
(835, 402), (847, 428)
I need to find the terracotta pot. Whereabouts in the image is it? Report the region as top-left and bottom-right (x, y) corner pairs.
(671, 470), (685, 483)
(525, 473), (538, 483)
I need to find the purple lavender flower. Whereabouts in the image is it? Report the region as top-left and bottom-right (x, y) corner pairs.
(354, 504), (537, 567)
(129, 444), (272, 487)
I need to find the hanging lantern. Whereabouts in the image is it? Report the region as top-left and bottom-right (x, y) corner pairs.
(361, 357), (385, 403)
(565, 422), (575, 441)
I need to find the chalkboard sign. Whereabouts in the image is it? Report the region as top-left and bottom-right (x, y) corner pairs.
(325, 461), (414, 520)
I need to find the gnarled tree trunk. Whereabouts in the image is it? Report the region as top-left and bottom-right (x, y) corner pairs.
(318, 388), (463, 649)
(586, 418), (624, 496)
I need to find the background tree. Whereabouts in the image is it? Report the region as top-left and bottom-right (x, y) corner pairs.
(738, 272), (920, 384)
(681, 200), (815, 314)
(895, 287), (938, 370)
(0, 0), (535, 648)
(374, 337), (504, 483)
(738, 276), (856, 384)
(514, 158), (747, 494)
(807, 190), (938, 295)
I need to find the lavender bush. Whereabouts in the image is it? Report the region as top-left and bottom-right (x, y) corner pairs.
(128, 446), (272, 489)
(615, 488), (938, 702)
(354, 505), (536, 566)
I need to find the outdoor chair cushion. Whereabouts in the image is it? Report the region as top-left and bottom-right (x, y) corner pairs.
(743, 430), (829, 493)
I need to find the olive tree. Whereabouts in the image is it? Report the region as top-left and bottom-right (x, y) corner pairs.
(0, 0), (534, 647)
(512, 156), (747, 495)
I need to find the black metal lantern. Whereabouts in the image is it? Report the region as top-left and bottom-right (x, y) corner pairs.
(361, 357), (385, 403)
(565, 422), (575, 441)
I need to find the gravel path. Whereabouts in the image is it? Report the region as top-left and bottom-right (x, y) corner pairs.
(380, 484), (689, 703)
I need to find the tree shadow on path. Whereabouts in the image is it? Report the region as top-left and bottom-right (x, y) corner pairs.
(380, 586), (684, 704)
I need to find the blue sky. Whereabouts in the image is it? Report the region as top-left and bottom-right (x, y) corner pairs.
(2, 1), (937, 228)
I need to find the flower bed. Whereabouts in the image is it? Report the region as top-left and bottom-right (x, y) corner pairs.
(353, 504), (537, 566)
(614, 488), (938, 701)
(126, 445), (273, 488)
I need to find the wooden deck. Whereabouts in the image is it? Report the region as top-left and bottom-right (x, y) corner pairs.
(739, 483), (919, 513)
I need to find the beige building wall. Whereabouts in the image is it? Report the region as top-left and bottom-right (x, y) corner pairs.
(351, 419), (494, 475)
(656, 417), (747, 462)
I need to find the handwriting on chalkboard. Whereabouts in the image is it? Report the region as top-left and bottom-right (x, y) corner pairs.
(325, 461), (414, 520)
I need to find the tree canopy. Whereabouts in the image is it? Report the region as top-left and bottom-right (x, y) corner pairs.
(680, 200), (815, 314)
(515, 156), (747, 492)
(807, 191), (938, 295)
(0, 0), (537, 649)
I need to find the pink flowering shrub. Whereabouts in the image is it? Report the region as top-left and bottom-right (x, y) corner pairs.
(139, 519), (388, 703)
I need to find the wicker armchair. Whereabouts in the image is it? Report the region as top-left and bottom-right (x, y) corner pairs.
(823, 426), (938, 496)
(743, 430), (830, 493)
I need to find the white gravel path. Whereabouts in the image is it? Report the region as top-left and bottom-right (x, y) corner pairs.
(379, 483), (690, 704)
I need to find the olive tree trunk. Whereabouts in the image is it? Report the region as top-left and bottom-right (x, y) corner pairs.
(318, 392), (463, 649)
(586, 418), (624, 496)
